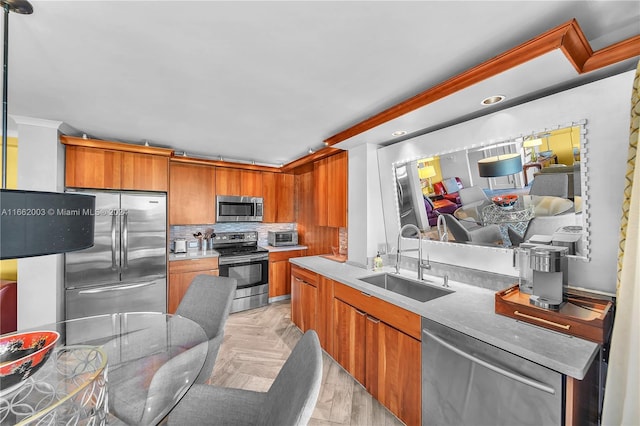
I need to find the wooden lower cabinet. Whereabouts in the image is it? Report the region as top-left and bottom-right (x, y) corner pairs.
(332, 295), (421, 426)
(290, 265), (318, 333)
(291, 273), (421, 426)
(269, 250), (305, 298)
(168, 257), (219, 313)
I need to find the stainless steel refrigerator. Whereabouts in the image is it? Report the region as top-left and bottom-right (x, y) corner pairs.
(64, 190), (167, 320)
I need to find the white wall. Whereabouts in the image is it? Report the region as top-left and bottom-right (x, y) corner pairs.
(348, 143), (386, 267)
(373, 70), (635, 294)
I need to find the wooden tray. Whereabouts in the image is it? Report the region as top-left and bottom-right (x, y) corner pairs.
(495, 285), (613, 344)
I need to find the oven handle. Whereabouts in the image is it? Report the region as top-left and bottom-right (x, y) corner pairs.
(219, 254), (268, 265)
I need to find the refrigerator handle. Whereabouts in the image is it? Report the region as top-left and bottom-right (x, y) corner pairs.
(111, 214), (118, 271)
(78, 281), (156, 294)
(123, 211), (129, 269)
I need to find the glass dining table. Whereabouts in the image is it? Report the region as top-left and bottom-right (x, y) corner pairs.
(0, 312), (208, 425)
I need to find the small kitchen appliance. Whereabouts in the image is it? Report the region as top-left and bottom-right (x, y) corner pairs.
(528, 245), (569, 310)
(268, 230), (298, 247)
(173, 238), (187, 253)
(216, 195), (263, 222)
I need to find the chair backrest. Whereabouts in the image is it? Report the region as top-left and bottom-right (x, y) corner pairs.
(259, 330), (323, 426)
(442, 214), (472, 242)
(458, 186), (488, 206)
(176, 274), (238, 339)
(529, 174), (569, 198)
(176, 275), (237, 384)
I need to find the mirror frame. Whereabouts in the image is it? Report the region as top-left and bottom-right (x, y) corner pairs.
(392, 119), (590, 261)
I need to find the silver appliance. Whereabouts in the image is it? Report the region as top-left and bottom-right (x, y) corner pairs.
(216, 195), (263, 222)
(422, 318), (562, 426)
(268, 230), (298, 247)
(64, 190), (167, 320)
(395, 161), (429, 234)
(212, 231), (269, 313)
(529, 245), (569, 310)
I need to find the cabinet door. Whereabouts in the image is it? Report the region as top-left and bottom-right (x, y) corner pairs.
(262, 172), (277, 223)
(65, 146), (122, 189)
(333, 298), (366, 385)
(168, 269), (219, 314)
(240, 170), (263, 197)
(376, 321), (421, 426)
(121, 152), (168, 191)
(169, 162), (216, 225)
(269, 260), (290, 298)
(327, 151), (348, 228)
(318, 276), (334, 354)
(291, 273), (317, 333)
(216, 168), (241, 196)
(275, 173), (295, 222)
(313, 158), (328, 226)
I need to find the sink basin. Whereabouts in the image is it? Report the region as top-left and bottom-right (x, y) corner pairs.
(358, 273), (454, 302)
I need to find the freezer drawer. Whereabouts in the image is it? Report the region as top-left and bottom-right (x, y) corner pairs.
(422, 318), (563, 426)
(65, 278), (167, 320)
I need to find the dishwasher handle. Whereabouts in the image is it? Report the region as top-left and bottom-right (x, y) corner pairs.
(422, 329), (556, 395)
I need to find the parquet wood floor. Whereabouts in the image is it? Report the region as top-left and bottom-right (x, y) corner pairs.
(208, 300), (405, 426)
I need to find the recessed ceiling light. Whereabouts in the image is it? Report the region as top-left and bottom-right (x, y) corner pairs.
(392, 130), (407, 137)
(481, 95), (506, 106)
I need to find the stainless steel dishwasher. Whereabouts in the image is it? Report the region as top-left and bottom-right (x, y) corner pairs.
(422, 318), (563, 426)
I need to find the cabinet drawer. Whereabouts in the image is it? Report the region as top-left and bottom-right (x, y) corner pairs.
(269, 249), (304, 262)
(291, 265), (318, 287)
(169, 257), (219, 274)
(334, 281), (421, 340)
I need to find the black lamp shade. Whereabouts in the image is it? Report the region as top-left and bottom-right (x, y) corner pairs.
(478, 153), (523, 177)
(0, 189), (95, 259)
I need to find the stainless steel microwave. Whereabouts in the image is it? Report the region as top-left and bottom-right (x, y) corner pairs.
(216, 195), (263, 222)
(268, 230), (298, 247)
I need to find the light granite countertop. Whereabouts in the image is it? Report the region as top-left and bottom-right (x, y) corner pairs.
(169, 249), (220, 261)
(290, 256), (599, 380)
(262, 245), (308, 252)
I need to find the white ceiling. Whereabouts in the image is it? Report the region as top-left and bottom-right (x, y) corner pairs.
(4, 1), (640, 166)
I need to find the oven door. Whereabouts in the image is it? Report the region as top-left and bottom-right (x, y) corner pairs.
(219, 255), (269, 313)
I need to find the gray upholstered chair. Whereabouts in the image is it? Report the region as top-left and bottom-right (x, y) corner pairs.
(168, 330), (323, 426)
(529, 173), (569, 198)
(176, 274), (238, 384)
(508, 212), (578, 246)
(458, 186), (489, 207)
(441, 214), (502, 245)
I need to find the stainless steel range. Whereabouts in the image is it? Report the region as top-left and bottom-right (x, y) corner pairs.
(212, 231), (269, 313)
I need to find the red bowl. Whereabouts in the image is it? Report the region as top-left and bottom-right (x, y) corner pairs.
(0, 331), (60, 393)
(491, 194), (518, 209)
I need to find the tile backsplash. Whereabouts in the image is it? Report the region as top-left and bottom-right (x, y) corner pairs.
(170, 222), (297, 248)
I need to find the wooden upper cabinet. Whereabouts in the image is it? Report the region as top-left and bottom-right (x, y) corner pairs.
(65, 145), (122, 189)
(121, 152), (168, 191)
(61, 136), (172, 191)
(240, 170), (263, 197)
(169, 161), (216, 225)
(263, 172), (295, 223)
(312, 151), (347, 228)
(314, 158), (329, 226)
(215, 168), (241, 196)
(327, 151), (348, 228)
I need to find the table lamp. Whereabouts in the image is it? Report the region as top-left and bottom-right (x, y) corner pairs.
(523, 137), (543, 162)
(418, 165), (436, 193)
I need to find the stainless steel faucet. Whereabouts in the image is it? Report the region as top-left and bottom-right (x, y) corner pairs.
(396, 224), (431, 280)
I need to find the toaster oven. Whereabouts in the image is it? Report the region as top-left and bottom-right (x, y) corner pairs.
(268, 230), (298, 247)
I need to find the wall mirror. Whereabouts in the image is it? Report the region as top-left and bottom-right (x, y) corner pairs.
(393, 120), (589, 260)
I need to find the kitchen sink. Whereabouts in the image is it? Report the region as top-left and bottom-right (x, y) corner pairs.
(358, 273), (454, 302)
